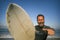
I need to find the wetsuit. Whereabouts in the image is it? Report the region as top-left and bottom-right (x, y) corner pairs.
(35, 25), (52, 40)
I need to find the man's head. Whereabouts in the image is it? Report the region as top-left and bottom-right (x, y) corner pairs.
(37, 14), (45, 26)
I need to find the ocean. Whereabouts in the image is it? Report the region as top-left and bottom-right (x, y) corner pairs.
(0, 38), (60, 40)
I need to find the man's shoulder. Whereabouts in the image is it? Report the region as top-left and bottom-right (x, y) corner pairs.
(44, 25), (55, 31)
(35, 25), (40, 29)
(35, 25), (50, 28)
(44, 25), (51, 28)
(35, 25), (40, 28)
(35, 25), (39, 27)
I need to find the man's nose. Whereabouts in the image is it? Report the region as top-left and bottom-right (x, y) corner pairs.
(38, 19), (43, 21)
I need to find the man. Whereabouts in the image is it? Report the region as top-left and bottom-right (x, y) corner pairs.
(35, 14), (55, 40)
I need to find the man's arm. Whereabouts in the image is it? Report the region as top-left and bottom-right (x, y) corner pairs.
(43, 28), (55, 36)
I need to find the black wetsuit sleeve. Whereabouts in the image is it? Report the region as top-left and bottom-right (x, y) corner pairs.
(44, 26), (55, 31)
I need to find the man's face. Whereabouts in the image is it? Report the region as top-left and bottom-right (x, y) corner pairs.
(37, 16), (44, 26)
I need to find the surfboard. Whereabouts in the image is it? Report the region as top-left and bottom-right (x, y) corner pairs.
(6, 3), (35, 40)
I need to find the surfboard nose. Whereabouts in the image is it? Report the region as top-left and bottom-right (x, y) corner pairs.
(9, 4), (14, 10)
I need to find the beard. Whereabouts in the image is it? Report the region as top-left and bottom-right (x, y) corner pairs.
(38, 22), (44, 27)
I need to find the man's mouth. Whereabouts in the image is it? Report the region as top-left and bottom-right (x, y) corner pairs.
(38, 22), (44, 26)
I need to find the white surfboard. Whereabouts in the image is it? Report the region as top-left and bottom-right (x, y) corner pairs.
(6, 3), (35, 40)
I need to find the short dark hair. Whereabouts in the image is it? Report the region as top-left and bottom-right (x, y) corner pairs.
(37, 14), (44, 20)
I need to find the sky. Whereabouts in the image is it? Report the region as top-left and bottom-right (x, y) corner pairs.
(0, 0), (60, 28)
(0, 0), (60, 37)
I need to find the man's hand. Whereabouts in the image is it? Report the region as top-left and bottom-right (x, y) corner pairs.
(43, 28), (55, 36)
